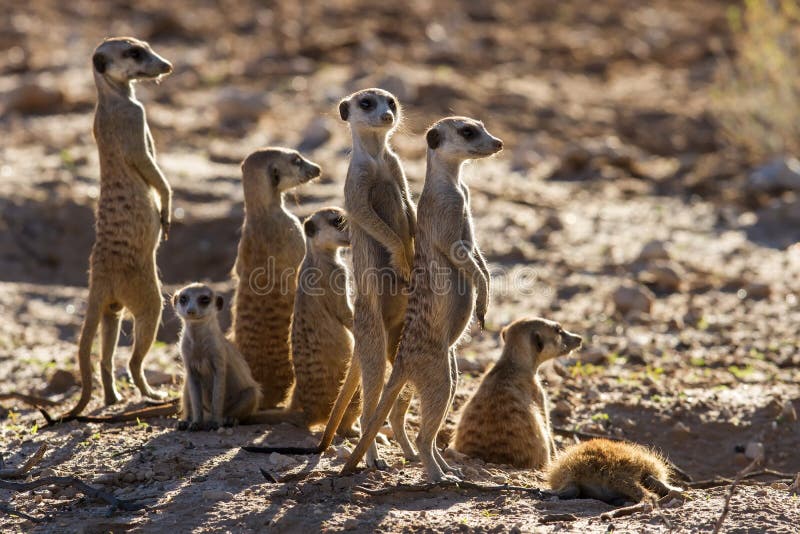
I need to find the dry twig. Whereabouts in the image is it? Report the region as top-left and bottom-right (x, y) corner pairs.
(0, 392), (60, 407)
(0, 502), (46, 523)
(0, 444), (47, 479)
(688, 468), (794, 489)
(0, 476), (146, 514)
(711, 457), (761, 534)
(39, 399), (180, 426)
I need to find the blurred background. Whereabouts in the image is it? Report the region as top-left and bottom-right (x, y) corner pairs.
(0, 0), (798, 495)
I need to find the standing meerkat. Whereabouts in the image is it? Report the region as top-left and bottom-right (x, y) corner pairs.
(230, 147), (321, 408)
(243, 89), (418, 460)
(241, 208), (361, 435)
(341, 116), (502, 483)
(69, 37), (173, 417)
(454, 318), (582, 469)
(173, 283), (262, 430)
(547, 438), (684, 519)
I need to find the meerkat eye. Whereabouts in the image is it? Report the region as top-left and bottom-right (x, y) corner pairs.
(271, 167), (280, 186)
(292, 156), (302, 166)
(178, 295), (188, 306)
(359, 98), (373, 110)
(332, 215), (345, 228)
(460, 126), (477, 139)
(198, 295), (211, 307)
(126, 47), (145, 62)
(387, 98), (396, 111)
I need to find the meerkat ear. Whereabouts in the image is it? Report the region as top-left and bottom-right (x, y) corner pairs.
(426, 127), (441, 150)
(215, 295), (224, 311)
(338, 100), (349, 121)
(92, 52), (107, 73)
(500, 326), (508, 342)
(171, 293), (179, 308)
(531, 331), (544, 352)
(304, 219), (317, 238)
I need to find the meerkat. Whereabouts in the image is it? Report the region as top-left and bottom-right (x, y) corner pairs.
(173, 283), (262, 430)
(340, 116), (503, 483)
(243, 89), (418, 460)
(454, 318), (582, 469)
(68, 37), (173, 417)
(230, 147), (321, 408)
(240, 208), (361, 435)
(547, 438), (684, 519)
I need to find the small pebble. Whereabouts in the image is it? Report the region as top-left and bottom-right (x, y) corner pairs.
(202, 490), (234, 502)
(745, 441), (765, 461)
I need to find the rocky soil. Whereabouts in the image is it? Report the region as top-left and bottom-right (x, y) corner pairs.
(1, 1), (799, 532)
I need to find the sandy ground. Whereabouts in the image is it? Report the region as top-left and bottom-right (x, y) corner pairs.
(1, 1), (799, 532)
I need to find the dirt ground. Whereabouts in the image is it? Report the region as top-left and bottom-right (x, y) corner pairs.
(1, 1), (799, 532)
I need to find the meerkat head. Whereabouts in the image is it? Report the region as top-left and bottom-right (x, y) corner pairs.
(241, 147), (321, 204)
(425, 117), (503, 162)
(501, 317), (582, 367)
(304, 207), (349, 252)
(172, 283), (223, 323)
(92, 37), (172, 84)
(338, 88), (401, 134)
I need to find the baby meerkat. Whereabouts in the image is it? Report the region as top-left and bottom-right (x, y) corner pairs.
(69, 37), (174, 417)
(341, 116), (502, 483)
(174, 283), (262, 430)
(454, 317), (582, 469)
(547, 438), (684, 518)
(231, 148), (321, 408)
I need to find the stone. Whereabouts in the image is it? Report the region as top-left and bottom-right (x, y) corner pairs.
(781, 401), (797, 422)
(638, 260), (684, 293)
(44, 368), (77, 394)
(203, 490), (234, 502)
(612, 283), (655, 315)
(637, 240), (671, 263)
(745, 441), (764, 461)
(297, 117), (332, 153)
(5, 83), (65, 115)
(748, 157), (800, 193)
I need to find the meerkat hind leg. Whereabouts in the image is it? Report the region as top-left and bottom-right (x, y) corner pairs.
(415, 360), (461, 483)
(354, 302), (389, 469)
(127, 286), (166, 401)
(100, 306), (124, 405)
(389, 384), (419, 461)
(226, 387), (260, 426)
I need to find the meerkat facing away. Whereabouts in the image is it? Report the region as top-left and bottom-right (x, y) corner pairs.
(69, 37), (173, 417)
(341, 117), (503, 483)
(242, 208), (361, 435)
(454, 318), (582, 469)
(547, 438), (684, 516)
(173, 284), (262, 430)
(230, 148), (321, 408)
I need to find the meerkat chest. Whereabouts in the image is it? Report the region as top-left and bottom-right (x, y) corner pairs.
(181, 335), (222, 378)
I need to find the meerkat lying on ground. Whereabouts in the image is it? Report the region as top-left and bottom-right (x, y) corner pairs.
(454, 318), (582, 468)
(230, 148), (321, 408)
(69, 37), (173, 417)
(239, 208), (361, 435)
(174, 283), (262, 430)
(547, 438), (684, 519)
(341, 116), (503, 483)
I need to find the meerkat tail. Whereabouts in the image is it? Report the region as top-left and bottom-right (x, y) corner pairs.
(241, 408), (307, 426)
(341, 371), (407, 474)
(69, 295), (104, 417)
(316, 355), (362, 450)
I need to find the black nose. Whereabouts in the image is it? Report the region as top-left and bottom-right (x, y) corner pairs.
(381, 112), (393, 124)
(160, 60), (173, 74)
(306, 165), (321, 179)
(492, 139), (503, 151)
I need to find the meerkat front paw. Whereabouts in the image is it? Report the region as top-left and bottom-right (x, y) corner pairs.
(187, 421), (203, 431)
(176, 420), (191, 431)
(222, 417), (238, 428)
(205, 420), (221, 431)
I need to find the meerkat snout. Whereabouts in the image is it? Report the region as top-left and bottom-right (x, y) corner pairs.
(500, 317), (582, 364)
(339, 88), (400, 131)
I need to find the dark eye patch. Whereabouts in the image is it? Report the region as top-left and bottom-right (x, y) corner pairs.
(387, 98), (396, 111)
(293, 155), (302, 166)
(178, 295), (188, 306)
(460, 126), (477, 139)
(271, 167), (280, 186)
(198, 295), (211, 306)
(332, 215), (345, 228)
(125, 46), (145, 62)
(359, 98), (374, 110)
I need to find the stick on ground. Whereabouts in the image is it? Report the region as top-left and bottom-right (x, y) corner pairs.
(711, 457), (761, 534)
(39, 399), (180, 426)
(0, 444), (47, 480)
(0, 476), (146, 514)
(353, 480), (550, 498)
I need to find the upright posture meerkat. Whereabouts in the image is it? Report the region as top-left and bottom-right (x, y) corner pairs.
(231, 147), (321, 408)
(547, 438), (684, 517)
(341, 117), (502, 483)
(69, 37), (173, 417)
(242, 208), (361, 435)
(454, 318), (582, 468)
(174, 283), (262, 430)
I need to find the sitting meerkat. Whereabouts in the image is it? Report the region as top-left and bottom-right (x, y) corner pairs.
(341, 116), (502, 483)
(547, 438), (684, 519)
(230, 148), (321, 408)
(173, 283), (262, 430)
(243, 208), (361, 435)
(454, 318), (582, 469)
(69, 37), (174, 417)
